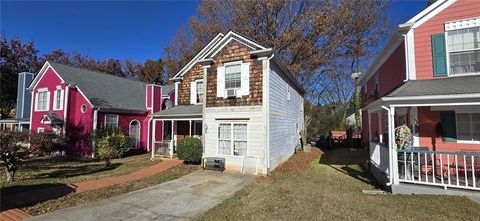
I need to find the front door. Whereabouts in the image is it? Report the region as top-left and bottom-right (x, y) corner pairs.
(129, 120), (140, 148)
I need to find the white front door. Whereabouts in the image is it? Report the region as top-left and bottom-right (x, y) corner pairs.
(129, 120), (140, 148)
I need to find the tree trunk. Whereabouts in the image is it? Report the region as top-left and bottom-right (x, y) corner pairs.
(104, 158), (111, 167)
(4, 167), (16, 182)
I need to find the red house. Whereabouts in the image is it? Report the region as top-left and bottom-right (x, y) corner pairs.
(361, 0), (480, 194)
(28, 61), (174, 157)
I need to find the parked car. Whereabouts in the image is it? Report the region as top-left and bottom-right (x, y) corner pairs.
(308, 135), (320, 146)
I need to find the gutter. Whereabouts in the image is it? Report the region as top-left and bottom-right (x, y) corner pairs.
(402, 34), (409, 82)
(62, 84), (71, 137)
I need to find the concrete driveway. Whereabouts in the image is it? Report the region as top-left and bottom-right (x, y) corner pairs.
(26, 170), (255, 221)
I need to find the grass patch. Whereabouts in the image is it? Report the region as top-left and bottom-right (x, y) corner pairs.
(198, 148), (480, 220)
(24, 164), (199, 216)
(0, 153), (157, 191)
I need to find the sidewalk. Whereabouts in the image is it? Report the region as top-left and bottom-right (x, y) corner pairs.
(1, 159), (183, 221)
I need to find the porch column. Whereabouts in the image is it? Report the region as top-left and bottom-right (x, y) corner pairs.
(189, 120), (192, 137)
(151, 120), (156, 160)
(368, 113), (372, 141)
(388, 106), (399, 185)
(170, 120), (174, 158)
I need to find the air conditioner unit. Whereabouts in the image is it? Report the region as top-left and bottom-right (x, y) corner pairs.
(226, 89), (237, 98)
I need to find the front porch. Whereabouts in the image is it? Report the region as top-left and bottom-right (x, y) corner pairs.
(365, 77), (480, 194)
(150, 105), (203, 159)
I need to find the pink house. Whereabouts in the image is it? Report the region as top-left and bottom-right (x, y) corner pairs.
(28, 61), (174, 157)
(361, 0), (480, 195)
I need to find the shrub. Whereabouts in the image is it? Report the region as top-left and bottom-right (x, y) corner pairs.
(94, 127), (131, 166)
(1, 131), (67, 182)
(176, 138), (202, 164)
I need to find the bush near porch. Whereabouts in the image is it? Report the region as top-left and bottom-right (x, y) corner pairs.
(177, 137), (202, 164)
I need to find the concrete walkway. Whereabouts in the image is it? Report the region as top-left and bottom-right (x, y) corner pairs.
(1, 159), (182, 221)
(26, 170), (255, 221)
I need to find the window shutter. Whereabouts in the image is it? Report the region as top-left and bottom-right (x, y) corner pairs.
(441, 111), (457, 142)
(35, 92), (39, 111)
(190, 81), (196, 104)
(46, 91), (51, 110)
(240, 63), (250, 96)
(217, 66), (225, 97)
(432, 33), (448, 77)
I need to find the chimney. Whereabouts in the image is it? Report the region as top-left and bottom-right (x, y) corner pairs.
(15, 72), (35, 119)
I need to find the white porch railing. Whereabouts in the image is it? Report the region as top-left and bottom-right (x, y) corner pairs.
(397, 149), (480, 191)
(152, 140), (174, 159)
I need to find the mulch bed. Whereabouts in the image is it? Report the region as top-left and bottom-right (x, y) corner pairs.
(254, 147), (323, 183)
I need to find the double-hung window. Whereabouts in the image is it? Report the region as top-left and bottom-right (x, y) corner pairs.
(447, 26), (480, 75)
(225, 64), (241, 89)
(53, 87), (63, 110)
(196, 80), (204, 103)
(36, 90), (49, 111)
(456, 113), (480, 142)
(218, 123), (247, 156)
(105, 114), (119, 128)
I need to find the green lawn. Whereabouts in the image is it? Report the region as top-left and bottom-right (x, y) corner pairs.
(0, 153), (157, 190)
(198, 148), (480, 220)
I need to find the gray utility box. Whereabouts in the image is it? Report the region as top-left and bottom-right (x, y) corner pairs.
(203, 157), (225, 171)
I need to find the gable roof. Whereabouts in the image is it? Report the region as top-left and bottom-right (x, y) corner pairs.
(360, 0), (455, 86)
(33, 61), (149, 113)
(171, 33), (224, 80)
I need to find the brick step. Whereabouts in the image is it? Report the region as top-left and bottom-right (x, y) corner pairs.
(0, 209), (31, 221)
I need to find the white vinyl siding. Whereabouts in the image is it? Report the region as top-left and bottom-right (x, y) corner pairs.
(105, 114), (119, 128)
(35, 89), (49, 111)
(268, 63), (304, 171)
(447, 27), (480, 75)
(456, 113), (480, 142)
(204, 106), (264, 173)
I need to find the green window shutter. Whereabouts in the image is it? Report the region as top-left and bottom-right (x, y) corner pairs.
(432, 33), (448, 77)
(441, 111), (457, 142)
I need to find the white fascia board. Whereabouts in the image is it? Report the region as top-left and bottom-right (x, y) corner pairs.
(411, 0), (456, 29)
(405, 0), (450, 24)
(28, 61), (66, 91)
(171, 33), (224, 79)
(202, 31), (267, 60)
(383, 93), (480, 101)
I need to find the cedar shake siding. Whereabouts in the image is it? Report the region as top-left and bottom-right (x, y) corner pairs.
(414, 0), (480, 80)
(178, 64), (203, 105)
(206, 40), (263, 107)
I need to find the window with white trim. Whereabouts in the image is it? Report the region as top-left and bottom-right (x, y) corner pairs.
(196, 80), (204, 103)
(456, 113), (480, 142)
(36, 90), (49, 111)
(53, 88), (63, 110)
(37, 127), (45, 133)
(447, 27), (480, 75)
(218, 123), (247, 156)
(105, 114), (119, 128)
(225, 64), (241, 89)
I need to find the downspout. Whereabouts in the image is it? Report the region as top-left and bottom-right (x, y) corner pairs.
(62, 84), (70, 137)
(264, 53), (275, 175)
(92, 109), (98, 158)
(402, 34), (409, 82)
(381, 105), (393, 186)
(147, 117), (153, 152)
